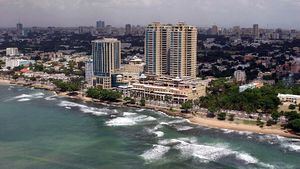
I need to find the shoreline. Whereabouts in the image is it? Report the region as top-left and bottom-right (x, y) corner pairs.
(1, 79), (300, 139)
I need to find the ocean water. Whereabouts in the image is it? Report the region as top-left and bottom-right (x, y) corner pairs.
(0, 85), (300, 169)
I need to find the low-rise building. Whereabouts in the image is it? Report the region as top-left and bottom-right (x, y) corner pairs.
(277, 94), (300, 104)
(5, 58), (35, 69)
(239, 82), (264, 92)
(118, 76), (209, 104)
(6, 48), (19, 56)
(234, 70), (246, 83)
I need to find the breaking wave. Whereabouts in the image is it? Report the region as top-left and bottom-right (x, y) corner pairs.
(141, 145), (170, 161)
(8, 92), (45, 102)
(106, 112), (156, 126)
(58, 101), (109, 116)
(158, 137), (273, 168)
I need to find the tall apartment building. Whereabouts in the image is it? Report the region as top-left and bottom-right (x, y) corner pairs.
(92, 38), (121, 89)
(145, 22), (197, 78)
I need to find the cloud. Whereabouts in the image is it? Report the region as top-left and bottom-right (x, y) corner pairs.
(0, 0), (300, 29)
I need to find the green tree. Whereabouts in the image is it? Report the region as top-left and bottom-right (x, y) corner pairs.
(33, 63), (44, 72)
(228, 114), (235, 121)
(181, 101), (193, 113)
(140, 99), (146, 106)
(271, 111), (280, 123)
(217, 112), (227, 120)
(99, 89), (122, 102)
(289, 104), (296, 110)
(53, 80), (80, 92)
(285, 111), (300, 121)
(288, 119), (300, 133)
(86, 87), (101, 99)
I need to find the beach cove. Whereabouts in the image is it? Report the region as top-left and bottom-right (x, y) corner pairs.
(0, 84), (300, 168)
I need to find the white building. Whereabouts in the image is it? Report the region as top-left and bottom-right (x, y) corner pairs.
(239, 82), (263, 93)
(5, 58), (35, 69)
(6, 48), (19, 56)
(234, 70), (246, 83)
(85, 60), (93, 87)
(277, 94), (300, 105)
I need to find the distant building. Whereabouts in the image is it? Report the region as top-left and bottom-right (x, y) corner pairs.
(16, 22), (23, 36)
(6, 48), (19, 56)
(78, 26), (92, 34)
(92, 38), (121, 89)
(291, 58), (300, 74)
(85, 60), (93, 87)
(234, 70), (246, 83)
(253, 24), (259, 39)
(125, 24), (132, 35)
(5, 58), (35, 69)
(145, 22), (197, 79)
(105, 25), (112, 34)
(96, 20), (105, 29)
(211, 25), (218, 35)
(232, 26), (241, 38)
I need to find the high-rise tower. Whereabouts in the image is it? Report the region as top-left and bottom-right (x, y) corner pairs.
(92, 38), (121, 89)
(145, 22), (197, 78)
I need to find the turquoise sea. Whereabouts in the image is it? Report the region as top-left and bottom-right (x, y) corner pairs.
(0, 85), (300, 169)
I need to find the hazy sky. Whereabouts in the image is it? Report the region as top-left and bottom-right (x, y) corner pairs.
(1, 0), (300, 29)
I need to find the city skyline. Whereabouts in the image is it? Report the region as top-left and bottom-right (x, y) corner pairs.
(1, 0), (300, 29)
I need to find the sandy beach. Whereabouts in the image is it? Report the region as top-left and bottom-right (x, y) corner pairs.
(188, 116), (300, 138)
(0, 79), (11, 85)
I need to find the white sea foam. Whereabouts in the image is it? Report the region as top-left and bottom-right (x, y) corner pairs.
(106, 113), (156, 126)
(141, 145), (170, 161)
(17, 98), (31, 102)
(236, 152), (258, 164)
(237, 131), (254, 135)
(153, 131), (164, 137)
(45, 96), (57, 101)
(136, 109), (145, 112)
(123, 112), (137, 116)
(58, 101), (108, 116)
(282, 143), (300, 152)
(168, 119), (187, 124)
(258, 135), (300, 153)
(222, 129), (235, 134)
(13, 92), (45, 100)
(175, 126), (194, 131)
(14, 94), (32, 99)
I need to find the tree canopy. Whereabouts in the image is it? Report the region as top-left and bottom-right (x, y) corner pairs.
(86, 87), (121, 102)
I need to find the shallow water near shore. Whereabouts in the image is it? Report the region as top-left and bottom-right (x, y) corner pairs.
(0, 85), (300, 169)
